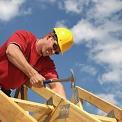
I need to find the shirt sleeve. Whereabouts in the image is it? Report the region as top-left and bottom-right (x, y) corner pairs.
(39, 57), (59, 80)
(6, 30), (29, 53)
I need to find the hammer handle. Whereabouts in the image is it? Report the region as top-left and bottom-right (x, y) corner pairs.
(43, 80), (52, 87)
(43, 78), (71, 87)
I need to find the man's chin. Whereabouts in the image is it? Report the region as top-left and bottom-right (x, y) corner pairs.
(42, 53), (49, 57)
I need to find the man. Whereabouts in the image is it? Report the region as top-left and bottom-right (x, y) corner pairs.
(0, 28), (74, 98)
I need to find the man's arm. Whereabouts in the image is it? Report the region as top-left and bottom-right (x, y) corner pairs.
(6, 44), (45, 86)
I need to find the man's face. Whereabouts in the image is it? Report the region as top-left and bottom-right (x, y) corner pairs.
(41, 34), (60, 56)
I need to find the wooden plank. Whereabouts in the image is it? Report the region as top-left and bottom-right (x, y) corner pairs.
(0, 113), (8, 122)
(23, 85), (28, 100)
(77, 86), (122, 121)
(11, 98), (54, 112)
(15, 85), (28, 100)
(11, 98), (54, 122)
(31, 87), (102, 122)
(0, 91), (37, 122)
(90, 114), (117, 122)
(32, 111), (52, 122)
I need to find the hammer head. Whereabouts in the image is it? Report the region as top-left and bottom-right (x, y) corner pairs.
(69, 69), (76, 88)
(70, 69), (75, 82)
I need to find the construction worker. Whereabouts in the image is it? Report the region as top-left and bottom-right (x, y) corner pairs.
(0, 28), (74, 98)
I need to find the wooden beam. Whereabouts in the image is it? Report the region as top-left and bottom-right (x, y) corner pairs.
(11, 98), (54, 122)
(23, 85), (28, 100)
(32, 111), (52, 122)
(77, 86), (122, 121)
(90, 114), (117, 122)
(14, 85), (28, 100)
(0, 91), (37, 122)
(31, 87), (102, 122)
(11, 98), (54, 112)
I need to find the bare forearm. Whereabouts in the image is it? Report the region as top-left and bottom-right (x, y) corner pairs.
(6, 44), (37, 78)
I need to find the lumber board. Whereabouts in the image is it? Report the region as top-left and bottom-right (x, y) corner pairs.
(31, 87), (102, 122)
(11, 98), (54, 122)
(90, 114), (117, 122)
(0, 91), (37, 122)
(32, 112), (51, 122)
(11, 98), (54, 112)
(77, 86), (122, 121)
(15, 85), (28, 100)
(23, 85), (28, 99)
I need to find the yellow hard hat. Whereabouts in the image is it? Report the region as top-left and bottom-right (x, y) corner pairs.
(53, 28), (74, 54)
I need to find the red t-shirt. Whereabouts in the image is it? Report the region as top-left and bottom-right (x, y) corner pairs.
(0, 30), (58, 89)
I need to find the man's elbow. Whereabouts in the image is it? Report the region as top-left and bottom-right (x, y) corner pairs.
(6, 44), (18, 57)
(6, 45), (13, 58)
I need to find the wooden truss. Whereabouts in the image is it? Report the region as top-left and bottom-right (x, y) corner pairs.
(0, 85), (122, 122)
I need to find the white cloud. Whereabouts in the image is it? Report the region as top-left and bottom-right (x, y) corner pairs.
(55, 20), (67, 28)
(72, 20), (103, 43)
(91, 40), (122, 83)
(72, 19), (122, 43)
(37, 0), (86, 13)
(63, 0), (83, 14)
(101, 69), (122, 83)
(0, 0), (30, 22)
(93, 41), (122, 64)
(22, 8), (32, 15)
(61, 0), (122, 18)
(76, 63), (97, 76)
(90, 0), (122, 18)
(70, 0), (122, 84)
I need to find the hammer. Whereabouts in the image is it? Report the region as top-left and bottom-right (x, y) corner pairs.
(43, 69), (75, 87)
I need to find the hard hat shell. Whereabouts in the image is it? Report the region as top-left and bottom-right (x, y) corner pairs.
(53, 28), (74, 54)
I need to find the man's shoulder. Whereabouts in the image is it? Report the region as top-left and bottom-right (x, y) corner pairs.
(13, 30), (36, 40)
(14, 30), (34, 35)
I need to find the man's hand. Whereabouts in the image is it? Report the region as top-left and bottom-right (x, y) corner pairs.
(30, 73), (45, 88)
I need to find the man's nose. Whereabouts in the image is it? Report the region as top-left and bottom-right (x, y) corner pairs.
(52, 50), (55, 55)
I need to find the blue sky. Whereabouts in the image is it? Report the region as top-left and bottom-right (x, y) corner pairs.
(0, 0), (122, 115)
